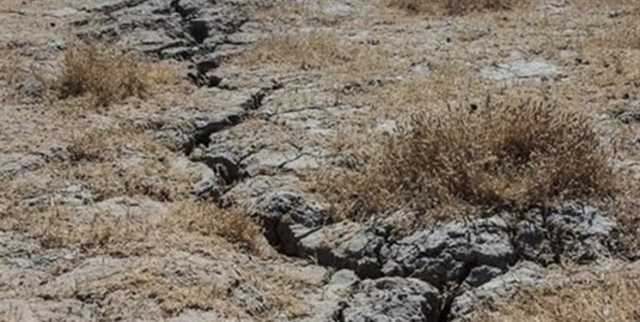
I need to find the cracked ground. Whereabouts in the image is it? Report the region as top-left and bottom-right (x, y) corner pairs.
(1, 0), (640, 321)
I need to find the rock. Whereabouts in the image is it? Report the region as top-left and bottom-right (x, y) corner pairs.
(168, 310), (238, 322)
(76, 0), (253, 80)
(0, 299), (96, 322)
(47, 7), (80, 18)
(296, 221), (388, 278)
(39, 256), (129, 298)
(381, 217), (515, 288)
(515, 202), (617, 265)
(18, 77), (45, 100)
(329, 269), (361, 288)
(0, 153), (44, 180)
(449, 261), (545, 321)
(336, 277), (441, 322)
(75, 196), (171, 223)
(194, 153), (244, 184)
(616, 100), (640, 123)
(480, 59), (558, 81)
(254, 190), (332, 254)
(618, 110), (640, 123)
(464, 265), (504, 288)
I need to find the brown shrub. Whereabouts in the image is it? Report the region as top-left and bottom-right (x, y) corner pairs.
(321, 100), (617, 223)
(51, 42), (177, 107)
(385, 0), (524, 16)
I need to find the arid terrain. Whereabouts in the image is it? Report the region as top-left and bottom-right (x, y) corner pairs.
(1, 0), (640, 321)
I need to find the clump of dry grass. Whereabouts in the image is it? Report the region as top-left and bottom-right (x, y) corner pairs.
(168, 201), (265, 255)
(321, 100), (617, 223)
(385, 0), (524, 16)
(49, 42), (177, 107)
(475, 267), (640, 322)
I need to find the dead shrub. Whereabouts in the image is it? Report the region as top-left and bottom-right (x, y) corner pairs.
(50, 42), (176, 107)
(385, 0), (524, 16)
(321, 100), (617, 223)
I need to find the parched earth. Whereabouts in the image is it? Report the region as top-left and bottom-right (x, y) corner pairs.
(1, 0), (640, 321)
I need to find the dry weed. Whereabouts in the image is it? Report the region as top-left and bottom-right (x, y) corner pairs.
(49, 42), (178, 107)
(320, 100), (617, 224)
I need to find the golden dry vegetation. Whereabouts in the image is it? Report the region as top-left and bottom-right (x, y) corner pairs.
(0, 198), (307, 318)
(475, 266), (640, 322)
(235, 32), (397, 81)
(46, 42), (179, 108)
(319, 100), (617, 225)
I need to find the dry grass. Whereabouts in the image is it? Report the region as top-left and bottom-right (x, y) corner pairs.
(167, 201), (265, 255)
(320, 100), (617, 224)
(235, 32), (393, 79)
(475, 267), (640, 322)
(0, 47), (29, 87)
(1, 200), (265, 257)
(251, 1), (341, 27)
(61, 159), (194, 202)
(0, 198), (304, 318)
(85, 262), (227, 316)
(66, 126), (168, 162)
(354, 63), (484, 117)
(60, 126), (191, 201)
(384, 0), (525, 16)
(0, 45), (32, 102)
(48, 42), (178, 107)
(575, 0), (639, 12)
(586, 6), (640, 51)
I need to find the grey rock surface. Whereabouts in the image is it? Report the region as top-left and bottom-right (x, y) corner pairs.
(336, 277), (441, 322)
(480, 59), (559, 81)
(0, 153), (44, 181)
(382, 217), (514, 288)
(515, 202), (617, 265)
(449, 261), (546, 321)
